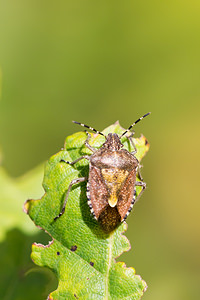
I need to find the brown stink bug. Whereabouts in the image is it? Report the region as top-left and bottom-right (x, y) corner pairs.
(54, 112), (150, 232)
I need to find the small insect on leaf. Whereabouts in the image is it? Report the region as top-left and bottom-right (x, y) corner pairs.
(24, 118), (150, 299)
(54, 113), (151, 233)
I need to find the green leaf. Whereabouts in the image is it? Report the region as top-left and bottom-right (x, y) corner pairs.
(0, 164), (44, 241)
(25, 122), (150, 299)
(0, 158), (57, 298)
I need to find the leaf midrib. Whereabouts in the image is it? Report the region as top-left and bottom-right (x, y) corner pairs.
(104, 232), (114, 300)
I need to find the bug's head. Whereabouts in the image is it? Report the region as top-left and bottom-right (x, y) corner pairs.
(102, 133), (123, 150)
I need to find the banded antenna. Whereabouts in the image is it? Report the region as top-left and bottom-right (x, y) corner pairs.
(120, 112), (151, 139)
(72, 121), (105, 137)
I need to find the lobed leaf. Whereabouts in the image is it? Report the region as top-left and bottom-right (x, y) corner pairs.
(25, 122), (150, 299)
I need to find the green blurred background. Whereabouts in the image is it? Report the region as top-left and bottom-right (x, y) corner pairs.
(0, 0), (200, 299)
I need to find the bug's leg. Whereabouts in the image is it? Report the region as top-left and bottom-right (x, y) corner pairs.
(84, 131), (96, 153)
(54, 177), (87, 221)
(137, 165), (143, 181)
(127, 132), (137, 155)
(134, 181), (146, 203)
(60, 155), (90, 165)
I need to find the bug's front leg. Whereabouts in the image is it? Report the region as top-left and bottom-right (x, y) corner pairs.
(127, 133), (137, 155)
(84, 131), (97, 153)
(54, 177), (87, 221)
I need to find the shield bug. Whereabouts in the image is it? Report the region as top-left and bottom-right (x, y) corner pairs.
(54, 112), (150, 232)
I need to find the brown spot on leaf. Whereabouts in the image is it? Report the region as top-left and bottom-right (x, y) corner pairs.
(57, 251), (60, 255)
(90, 262), (94, 267)
(71, 245), (77, 252)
